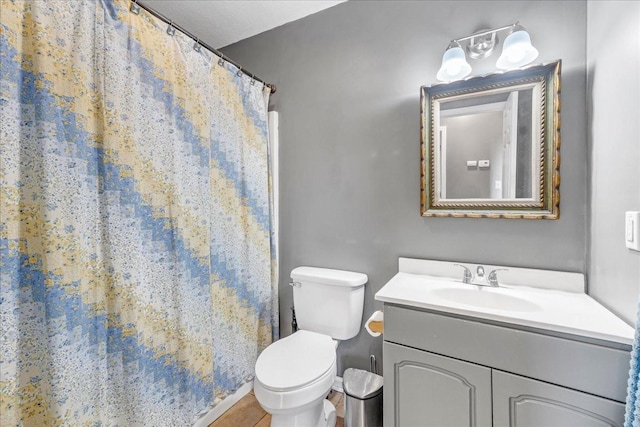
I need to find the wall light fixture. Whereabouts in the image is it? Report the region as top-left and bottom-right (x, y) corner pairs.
(436, 22), (539, 82)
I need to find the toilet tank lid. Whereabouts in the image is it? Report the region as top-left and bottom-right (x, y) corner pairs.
(291, 267), (368, 287)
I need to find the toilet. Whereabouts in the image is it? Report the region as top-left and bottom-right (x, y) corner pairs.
(254, 266), (368, 427)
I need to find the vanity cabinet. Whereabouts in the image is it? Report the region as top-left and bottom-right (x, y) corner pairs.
(383, 304), (629, 427)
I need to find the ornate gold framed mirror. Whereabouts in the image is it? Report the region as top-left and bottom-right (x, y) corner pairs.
(420, 61), (561, 219)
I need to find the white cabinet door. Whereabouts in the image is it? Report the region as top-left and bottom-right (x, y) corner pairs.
(384, 342), (492, 427)
(493, 370), (625, 427)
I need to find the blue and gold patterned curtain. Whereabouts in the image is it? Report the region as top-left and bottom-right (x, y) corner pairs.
(0, 0), (278, 425)
(626, 300), (640, 426)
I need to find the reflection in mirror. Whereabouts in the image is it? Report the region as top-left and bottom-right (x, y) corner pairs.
(438, 86), (538, 200)
(421, 61), (561, 219)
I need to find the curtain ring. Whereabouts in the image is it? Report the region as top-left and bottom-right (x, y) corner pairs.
(250, 74), (256, 85)
(218, 54), (225, 67)
(193, 38), (201, 52)
(130, 0), (141, 14)
(167, 21), (176, 36)
(236, 66), (243, 77)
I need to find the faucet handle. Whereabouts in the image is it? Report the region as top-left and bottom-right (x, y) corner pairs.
(487, 268), (509, 287)
(453, 263), (473, 284)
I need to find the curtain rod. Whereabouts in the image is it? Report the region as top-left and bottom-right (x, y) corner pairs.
(131, 0), (276, 93)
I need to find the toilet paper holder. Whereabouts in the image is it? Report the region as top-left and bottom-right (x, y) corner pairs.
(365, 311), (384, 336)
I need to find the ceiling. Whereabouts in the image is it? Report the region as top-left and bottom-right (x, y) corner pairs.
(141, 0), (345, 49)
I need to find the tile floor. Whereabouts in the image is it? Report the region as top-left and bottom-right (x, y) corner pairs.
(209, 390), (344, 427)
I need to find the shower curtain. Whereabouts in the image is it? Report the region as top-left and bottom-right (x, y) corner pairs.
(0, 0), (278, 425)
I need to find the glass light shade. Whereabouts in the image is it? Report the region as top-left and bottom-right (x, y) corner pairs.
(436, 45), (472, 82)
(496, 29), (539, 70)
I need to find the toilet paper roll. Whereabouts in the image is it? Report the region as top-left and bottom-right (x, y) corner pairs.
(364, 310), (384, 337)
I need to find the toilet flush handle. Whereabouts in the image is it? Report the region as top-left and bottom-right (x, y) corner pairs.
(289, 281), (301, 288)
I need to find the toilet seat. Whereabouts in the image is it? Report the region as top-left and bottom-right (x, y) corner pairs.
(255, 330), (336, 392)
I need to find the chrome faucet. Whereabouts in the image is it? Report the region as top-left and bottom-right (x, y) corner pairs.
(453, 264), (472, 284)
(487, 268), (509, 287)
(454, 264), (508, 288)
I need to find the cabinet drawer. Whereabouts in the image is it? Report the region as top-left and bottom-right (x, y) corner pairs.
(493, 370), (624, 427)
(384, 304), (630, 402)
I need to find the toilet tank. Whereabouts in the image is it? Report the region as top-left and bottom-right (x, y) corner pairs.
(291, 266), (368, 341)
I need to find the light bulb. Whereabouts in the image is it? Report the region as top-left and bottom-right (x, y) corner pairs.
(496, 27), (539, 70)
(447, 63), (461, 76)
(436, 44), (472, 82)
(507, 48), (526, 63)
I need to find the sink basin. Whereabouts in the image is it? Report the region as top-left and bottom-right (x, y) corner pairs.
(430, 287), (542, 312)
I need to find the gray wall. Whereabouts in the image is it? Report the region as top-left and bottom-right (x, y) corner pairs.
(516, 89), (533, 198)
(443, 112), (500, 199)
(223, 1), (588, 374)
(587, 1), (640, 325)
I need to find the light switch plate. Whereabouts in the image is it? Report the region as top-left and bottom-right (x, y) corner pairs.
(626, 211), (640, 251)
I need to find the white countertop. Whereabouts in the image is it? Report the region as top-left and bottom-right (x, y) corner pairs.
(375, 271), (635, 346)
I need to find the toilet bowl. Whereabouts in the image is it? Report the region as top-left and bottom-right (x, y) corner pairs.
(254, 330), (338, 427)
(254, 266), (368, 427)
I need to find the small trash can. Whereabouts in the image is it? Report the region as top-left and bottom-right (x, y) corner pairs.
(343, 368), (383, 427)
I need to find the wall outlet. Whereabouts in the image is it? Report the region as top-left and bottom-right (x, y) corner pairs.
(626, 211), (640, 251)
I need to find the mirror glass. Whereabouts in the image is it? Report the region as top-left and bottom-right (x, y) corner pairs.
(421, 61), (561, 219)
